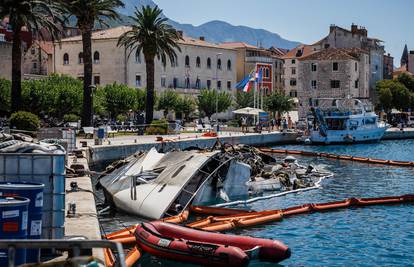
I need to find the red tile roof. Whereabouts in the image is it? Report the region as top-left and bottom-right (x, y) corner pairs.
(219, 42), (259, 49)
(282, 44), (315, 59)
(299, 47), (368, 61)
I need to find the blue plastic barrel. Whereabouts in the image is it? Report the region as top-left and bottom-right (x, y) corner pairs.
(0, 182), (44, 263)
(0, 196), (29, 266)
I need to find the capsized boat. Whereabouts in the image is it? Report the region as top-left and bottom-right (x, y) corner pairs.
(98, 145), (332, 219)
(99, 148), (223, 219)
(135, 221), (291, 267)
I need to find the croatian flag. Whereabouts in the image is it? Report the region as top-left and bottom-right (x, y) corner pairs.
(236, 71), (255, 92)
(256, 68), (263, 82)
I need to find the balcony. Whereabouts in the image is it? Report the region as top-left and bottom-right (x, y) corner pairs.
(245, 56), (273, 64)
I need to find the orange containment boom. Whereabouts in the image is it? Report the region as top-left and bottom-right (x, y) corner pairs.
(189, 194), (414, 232)
(260, 147), (414, 167)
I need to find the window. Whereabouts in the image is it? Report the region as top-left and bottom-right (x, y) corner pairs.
(290, 79), (297, 86)
(185, 55), (190, 67)
(355, 79), (359, 88)
(355, 62), (358, 72)
(207, 80), (211, 89)
(135, 75), (141, 87)
(185, 77), (190, 88)
(311, 63), (317, 72)
(291, 67), (296, 75)
(324, 44), (330, 49)
(289, 90), (297, 97)
(78, 52), (83, 64)
(375, 65), (378, 71)
(196, 56), (201, 68)
(195, 77), (201, 89)
(265, 68), (270, 78)
(63, 53), (69, 65)
(161, 77), (166, 87)
(173, 77), (178, 88)
(311, 80), (317, 89)
(93, 51), (100, 64)
(33, 62), (37, 69)
(217, 58), (222, 70)
(94, 76), (100, 85)
(31, 47), (36, 55)
(291, 59), (296, 64)
(227, 59), (232, 70)
(227, 81), (231, 90)
(217, 80), (222, 89)
(331, 80), (340, 88)
(332, 62), (338, 71)
(207, 58), (211, 69)
(135, 50), (141, 63)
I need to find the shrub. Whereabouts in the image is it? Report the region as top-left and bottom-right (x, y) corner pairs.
(63, 114), (80, 122)
(10, 111), (40, 132)
(116, 114), (127, 122)
(145, 119), (169, 135)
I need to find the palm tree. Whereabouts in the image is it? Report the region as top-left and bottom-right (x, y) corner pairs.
(57, 0), (124, 126)
(118, 5), (182, 124)
(0, 0), (63, 113)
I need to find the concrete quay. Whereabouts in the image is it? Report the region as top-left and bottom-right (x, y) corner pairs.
(65, 153), (104, 261)
(85, 131), (300, 165)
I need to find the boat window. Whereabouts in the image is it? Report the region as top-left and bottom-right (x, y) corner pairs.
(172, 165), (186, 178)
(326, 118), (346, 130)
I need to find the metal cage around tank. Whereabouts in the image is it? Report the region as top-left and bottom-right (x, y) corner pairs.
(0, 153), (65, 239)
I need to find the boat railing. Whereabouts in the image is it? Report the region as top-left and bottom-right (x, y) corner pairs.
(177, 156), (236, 215)
(0, 239), (126, 267)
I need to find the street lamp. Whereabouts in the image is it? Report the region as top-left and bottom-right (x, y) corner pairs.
(215, 53), (222, 132)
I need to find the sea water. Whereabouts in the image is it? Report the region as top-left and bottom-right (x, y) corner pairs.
(99, 139), (414, 266)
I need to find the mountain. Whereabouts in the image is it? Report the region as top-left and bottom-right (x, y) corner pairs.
(116, 0), (300, 50)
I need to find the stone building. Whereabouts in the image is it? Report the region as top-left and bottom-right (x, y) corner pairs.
(311, 24), (385, 90)
(297, 48), (369, 118)
(0, 33), (12, 80)
(54, 26), (237, 97)
(219, 42), (285, 94)
(23, 41), (54, 76)
(383, 53), (394, 80)
(282, 45), (315, 98)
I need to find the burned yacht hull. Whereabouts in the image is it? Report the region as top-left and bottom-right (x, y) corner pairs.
(99, 148), (221, 219)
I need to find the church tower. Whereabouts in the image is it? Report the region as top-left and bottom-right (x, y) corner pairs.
(401, 44), (409, 67)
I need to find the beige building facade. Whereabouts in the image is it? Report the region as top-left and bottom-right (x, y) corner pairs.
(54, 26), (237, 97)
(0, 34), (12, 80)
(297, 48), (369, 118)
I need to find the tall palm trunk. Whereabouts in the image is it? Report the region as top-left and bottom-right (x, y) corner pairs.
(11, 28), (22, 113)
(145, 55), (155, 124)
(81, 27), (93, 127)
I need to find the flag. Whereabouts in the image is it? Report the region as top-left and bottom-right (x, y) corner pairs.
(255, 67), (263, 83)
(236, 69), (255, 92)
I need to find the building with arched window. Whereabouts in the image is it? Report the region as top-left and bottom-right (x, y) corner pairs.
(63, 53), (69, 65)
(78, 52), (83, 64)
(185, 55), (190, 67)
(207, 57), (211, 69)
(93, 51), (100, 64)
(196, 56), (201, 68)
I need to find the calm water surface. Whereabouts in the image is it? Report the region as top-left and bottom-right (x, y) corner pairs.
(98, 139), (414, 267)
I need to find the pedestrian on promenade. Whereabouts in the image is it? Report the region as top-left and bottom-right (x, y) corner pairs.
(241, 116), (247, 133)
(288, 116), (293, 129)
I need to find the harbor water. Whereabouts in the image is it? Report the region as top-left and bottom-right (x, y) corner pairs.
(98, 139), (414, 266)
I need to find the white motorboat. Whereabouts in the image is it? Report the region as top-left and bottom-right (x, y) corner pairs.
(306, 98), (387, 144)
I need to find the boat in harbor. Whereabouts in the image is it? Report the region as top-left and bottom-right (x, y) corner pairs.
(98, 145), (332, 220)
(304, 98), (388, 144)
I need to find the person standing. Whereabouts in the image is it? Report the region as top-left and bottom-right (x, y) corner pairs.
(241, 116), (247, 133)
(288, 116), (293, 129)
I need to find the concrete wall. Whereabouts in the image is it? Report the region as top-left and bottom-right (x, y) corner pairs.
(89, 132), (299, 165)
(0, 41), (12, 80)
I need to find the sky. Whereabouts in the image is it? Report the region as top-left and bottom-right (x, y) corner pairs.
(154, 0), (413, 65)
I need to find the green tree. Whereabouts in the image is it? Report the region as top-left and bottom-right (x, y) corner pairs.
(117, 5), (182, 124)
(376, 79), (411, 111)
(0, 0), (63, 113)
(377, 86), (393, 112)
(0, 79), (11, 116)
(264, 92), (293, 117)
(175, 96), (196, 120)
(397, 73), (414, 92)
(197, 89), (232, 120)
(58, 0), (124, 126)
(102, 83), (137, 119)
(234, 90), (254, 109)
(157, 90), (179, 117)
(135, 88), (146, 112)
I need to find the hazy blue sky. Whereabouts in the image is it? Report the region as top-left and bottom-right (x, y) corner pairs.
(154, 0), (412, 65)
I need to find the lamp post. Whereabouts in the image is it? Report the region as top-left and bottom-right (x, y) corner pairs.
(215, 53), (222, 132)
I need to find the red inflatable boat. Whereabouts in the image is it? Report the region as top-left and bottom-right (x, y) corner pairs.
(135, 221), (290, 267)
